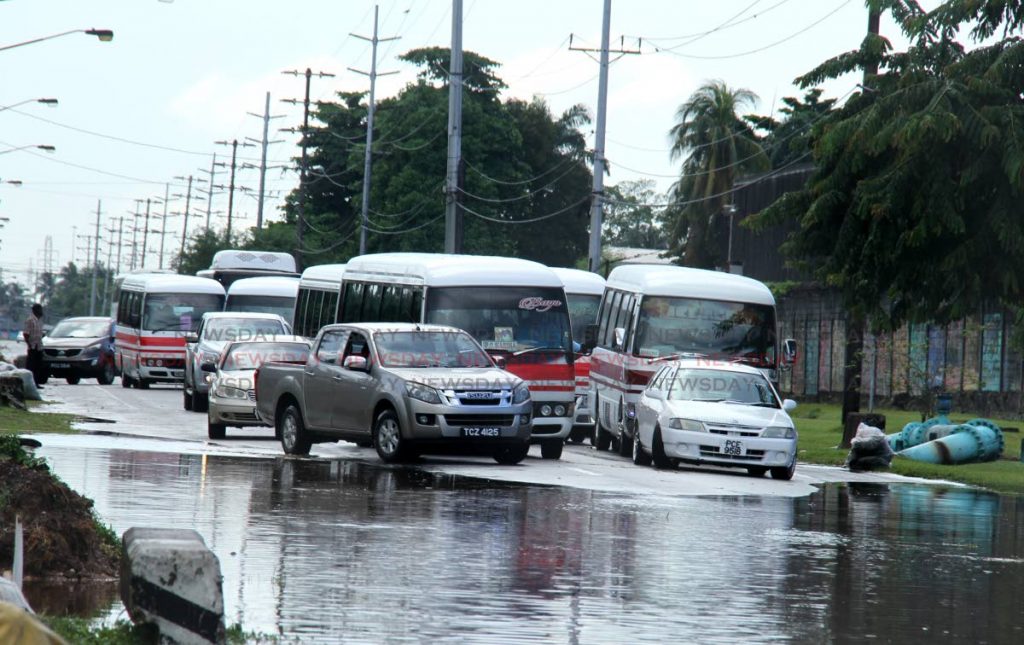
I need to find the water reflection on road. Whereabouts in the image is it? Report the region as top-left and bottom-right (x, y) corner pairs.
(32, 443), (1024, 643)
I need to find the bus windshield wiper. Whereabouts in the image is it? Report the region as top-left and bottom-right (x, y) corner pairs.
(513, 346), (566, 356)
(145, 325), (190, 333)
(651, 352), (707, 363)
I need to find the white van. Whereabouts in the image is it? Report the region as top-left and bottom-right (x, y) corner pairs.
(114, 274), (225, 388)
(586, 265), (794, 455)
(225, 276), (300, 325)
(340, 253), (576, 460)
(551, 267), (606, 443)
(292, 264), (346, 340)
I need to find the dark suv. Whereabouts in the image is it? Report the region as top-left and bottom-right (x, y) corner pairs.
(41, 317), (118, 385)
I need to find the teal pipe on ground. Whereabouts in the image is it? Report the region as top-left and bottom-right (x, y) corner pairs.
(888, 415), (949, 452)
(896, 420), (1004, 465)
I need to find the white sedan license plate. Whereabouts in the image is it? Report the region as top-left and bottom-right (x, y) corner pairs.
(723, 440), (744, 456)
(462, 427), (501, 438)
(49, 362), (71, 369)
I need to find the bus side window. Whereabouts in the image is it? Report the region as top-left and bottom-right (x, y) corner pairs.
(294, 289), (310, 337)
(117, 290), (131, 325)
(310, 291), (326, 335)
(604, 291), (623, 348)
(398, 287), (413, 322)
(380, 286), (400, 321)
(341, 282), (364, 323)
(129, 293), (142, 328)
(325, 292), (340, 325)
(361, 283), (383, 322)
(410, 288), (424, 322)
(596, 290), (614, 348)
(621, 294), (637, 352)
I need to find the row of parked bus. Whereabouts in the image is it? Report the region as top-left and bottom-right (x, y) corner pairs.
(110, 250), (795, 461)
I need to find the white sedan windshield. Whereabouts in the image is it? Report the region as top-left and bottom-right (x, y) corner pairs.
(664, 369), (778, 407)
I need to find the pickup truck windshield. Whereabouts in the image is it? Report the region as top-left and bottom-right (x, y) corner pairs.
(142, 293), (224, 332)
(222, 342), (310, 371)
(664, 368), (778, 406)
(425, 286), (572, 355)
(374, 330), (492, 368)
(634, 297), (776, 366)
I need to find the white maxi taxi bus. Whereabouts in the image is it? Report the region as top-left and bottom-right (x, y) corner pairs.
(225, 276), (301, 325)
(114, 273), (225, 388)
(339, 253), (576, 459)
(586, 265), (794, 455)
(292, 263), (347, 340)
(551, 267), (606, 444)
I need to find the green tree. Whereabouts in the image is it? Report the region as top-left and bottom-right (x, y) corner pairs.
(746, 89), (837, 168)
(602, 179), (668, 249)
(39, 262), (113, 321)
(667, 81), (768, 268)
(173, 229), (235, 276)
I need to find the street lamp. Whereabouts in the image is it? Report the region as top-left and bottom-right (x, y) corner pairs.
(0, 144), (55, 156)
(0, 98), (59, 113)
(723, 203), (738, 273)
(0, 29), (114, 52)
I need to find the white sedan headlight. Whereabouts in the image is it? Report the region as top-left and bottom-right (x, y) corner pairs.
(669, 418), (706, 432)
(762, 426), (796, 439)
(214, 384), (249, 400)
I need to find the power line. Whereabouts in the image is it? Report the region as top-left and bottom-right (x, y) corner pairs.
(457, 162), (583, 203)
(465, 156), (578, 186)
(639, 0), (795, 48)
(647, 0), (852, 61)
(461, 195), (591, 225)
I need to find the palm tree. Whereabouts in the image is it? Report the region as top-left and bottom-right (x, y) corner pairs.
(668, 81), (768, 268)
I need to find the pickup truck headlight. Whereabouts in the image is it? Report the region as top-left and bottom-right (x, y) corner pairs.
(200, 351), (220, 365)
(79, 342), (102, 358)
(512, 383), (530, 404)
(668, 418), (706, 432)
(214, 384), (249, 400)
(405, 382), (443, 404)
(762, 426), (796, 439)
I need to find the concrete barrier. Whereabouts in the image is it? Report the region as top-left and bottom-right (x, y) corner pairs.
(120, 528), (225, 644)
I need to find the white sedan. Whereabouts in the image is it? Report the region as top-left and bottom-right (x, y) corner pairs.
(632, 360), (799, 480)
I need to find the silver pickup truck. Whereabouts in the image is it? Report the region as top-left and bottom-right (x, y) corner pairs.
(255, 322), (534, 464)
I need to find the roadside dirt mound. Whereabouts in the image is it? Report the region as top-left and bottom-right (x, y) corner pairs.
(0, 459), (119, 579)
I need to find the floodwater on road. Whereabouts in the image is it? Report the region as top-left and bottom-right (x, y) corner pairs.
(26, 439), (1024, 644)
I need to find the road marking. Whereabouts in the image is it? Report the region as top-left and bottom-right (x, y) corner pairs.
(568, 467), (600, 476)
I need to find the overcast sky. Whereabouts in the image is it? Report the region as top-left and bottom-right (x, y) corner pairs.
(0, 0), (929, 288)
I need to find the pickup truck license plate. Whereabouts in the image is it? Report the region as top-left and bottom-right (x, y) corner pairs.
(49, 362), (71, 369)
(462, 427), (500, 438)
(723, 440), (744, 456)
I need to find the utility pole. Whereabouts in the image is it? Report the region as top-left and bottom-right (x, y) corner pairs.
(443, 0), (464, 254)
(141, 198), (152, 269)
(129, 200), (142, 270)
(71, 226), (78, 265)
(89, 200), (101, 316)
(246, 92), (285, 230)
(104, 217), (118, 305)
(351, 5), (400, 255)
(283, 67), (336, 271)
(570, 0), (641, 273)
(176, 175), (195, 259)
(158, 183), (170, 269)
(199, 153), (218, 232)
(115, 216), (124, 276)
(841, 5), (882, 426)
(215, 139), (255, 246)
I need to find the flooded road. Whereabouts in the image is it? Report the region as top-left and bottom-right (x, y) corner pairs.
(28, 440), (1024, 644)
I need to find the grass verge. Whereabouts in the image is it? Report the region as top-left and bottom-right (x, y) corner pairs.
(791, 403), (1024, 495)
(40, 617), (278, 644)
(0, 400), (77, 435)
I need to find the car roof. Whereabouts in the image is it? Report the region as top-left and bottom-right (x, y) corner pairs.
(656, 359), (769, 376)
(322, 322), (466, 334)
(200, 311), (287, 321)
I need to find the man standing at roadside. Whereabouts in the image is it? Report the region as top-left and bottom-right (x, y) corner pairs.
(22, 303), (44, 387)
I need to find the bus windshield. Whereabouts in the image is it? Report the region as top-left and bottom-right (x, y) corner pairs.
(567, 293), (601, 337)
(142, 293), (225, 332)
(225, 296), (296, 325)
(634, 297), (776, 366)
(425, 286), (572, 355)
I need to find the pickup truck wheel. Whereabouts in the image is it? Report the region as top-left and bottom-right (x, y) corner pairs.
(280, 404), (311, 456)
(121, 374), (133, 388)
(183, 388), (194, 411)
(540, 439), (563, 460)
(66, 375), (80, 385)
(373, 409), (405, 463)
(193, 391), (208, 412)
(208, 421), (226, 440)
(136, 378), (150, 390)
(494, 442), (529, 465)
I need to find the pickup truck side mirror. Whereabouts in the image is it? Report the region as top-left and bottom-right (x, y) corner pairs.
(200, 361), (218, 373)
(343, 355), (369, 372)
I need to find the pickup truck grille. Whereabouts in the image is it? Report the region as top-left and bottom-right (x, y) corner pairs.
(448, 389), (507, 406)
(444, 414), (515, 427)
(45, 348), (81, 357)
